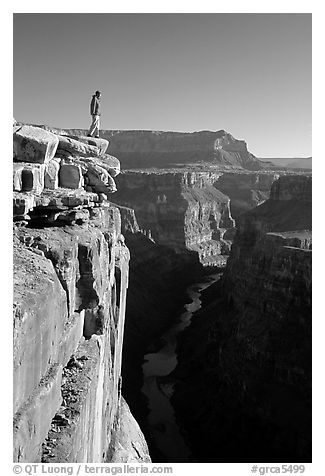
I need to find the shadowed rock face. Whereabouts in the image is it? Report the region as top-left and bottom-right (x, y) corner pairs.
(214, 171), (281, 219)
(171, 175), (312, 463)
(119, 231), (205, 427)
(112, 169), (236, 267)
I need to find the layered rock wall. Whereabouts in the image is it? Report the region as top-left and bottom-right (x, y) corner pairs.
(112, 170), (236, 267)
(13, 124), (151, 463)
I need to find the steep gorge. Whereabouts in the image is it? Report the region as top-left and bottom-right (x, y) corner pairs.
(171, 175), (312, 462)
(13, 124), (312, 464)
(109, 170), (236, 453)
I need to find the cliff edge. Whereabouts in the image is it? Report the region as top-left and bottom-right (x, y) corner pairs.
(13, 122), (151, 463)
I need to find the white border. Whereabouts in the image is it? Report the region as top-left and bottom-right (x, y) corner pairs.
(4, 2), (322, 474)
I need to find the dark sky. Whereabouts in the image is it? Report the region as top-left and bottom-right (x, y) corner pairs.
(13, 13), (311, 157)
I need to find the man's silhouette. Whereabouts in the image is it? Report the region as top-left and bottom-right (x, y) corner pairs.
(87, 90), (101, 138)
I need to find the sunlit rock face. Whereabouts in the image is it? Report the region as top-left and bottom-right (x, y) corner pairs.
(13, 122), (151, 463)
(13, 125), (59, 164)
(172, 175), (312, 463)
(112, 169), (236, 267)
(103, 130), (264, 170)
(13, 123), (119, 201)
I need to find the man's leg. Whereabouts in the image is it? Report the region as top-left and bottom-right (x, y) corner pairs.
(95, 116), (100, 138)
(88, 115), (98, 136)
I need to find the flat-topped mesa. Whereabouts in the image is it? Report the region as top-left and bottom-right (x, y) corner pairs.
(13, 123), (120, 224)
(112, 169), (236, 267)
(104, 129), (264, 170)
(44, 127), (265, 171)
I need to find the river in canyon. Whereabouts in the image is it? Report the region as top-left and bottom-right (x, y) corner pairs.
(141, 272), (222, 462)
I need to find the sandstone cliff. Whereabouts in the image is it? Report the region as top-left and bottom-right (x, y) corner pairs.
(112, 169), (236, 267)
(13, 124), (151, 463)
(172, 175), (312, 462)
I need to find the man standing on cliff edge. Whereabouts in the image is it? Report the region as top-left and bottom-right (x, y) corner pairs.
(87, 90), (101, 138)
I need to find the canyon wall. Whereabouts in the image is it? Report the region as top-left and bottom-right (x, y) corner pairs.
(214, 171), (281, 219)
(112, 170), (236, 267)
(101, 130), (264, 170)
(13, 124), (151, 463)
(172, 175), (312, 462)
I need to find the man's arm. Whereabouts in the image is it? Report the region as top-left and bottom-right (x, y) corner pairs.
(90, 97), (96, 115)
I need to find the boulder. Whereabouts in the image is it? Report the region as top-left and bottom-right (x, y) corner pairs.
(97, 154), (120, 177)
(66, 135), (109, 156)
(13, 125), (59, 164)
(44, 158), (61, 190)
(86, 164), (117, 194)
(76, 154), (120, 178)
(59, 162), (84, 189)
(56, 135), (101, 158)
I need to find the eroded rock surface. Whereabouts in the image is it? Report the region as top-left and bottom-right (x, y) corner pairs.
(13, 123), (151, 463)
(13, 124), (118, 209)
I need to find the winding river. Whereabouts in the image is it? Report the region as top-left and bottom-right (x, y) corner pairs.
(141, 273), (221, 462)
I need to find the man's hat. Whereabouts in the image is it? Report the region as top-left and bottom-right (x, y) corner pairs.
(95, 90), (101, 95)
